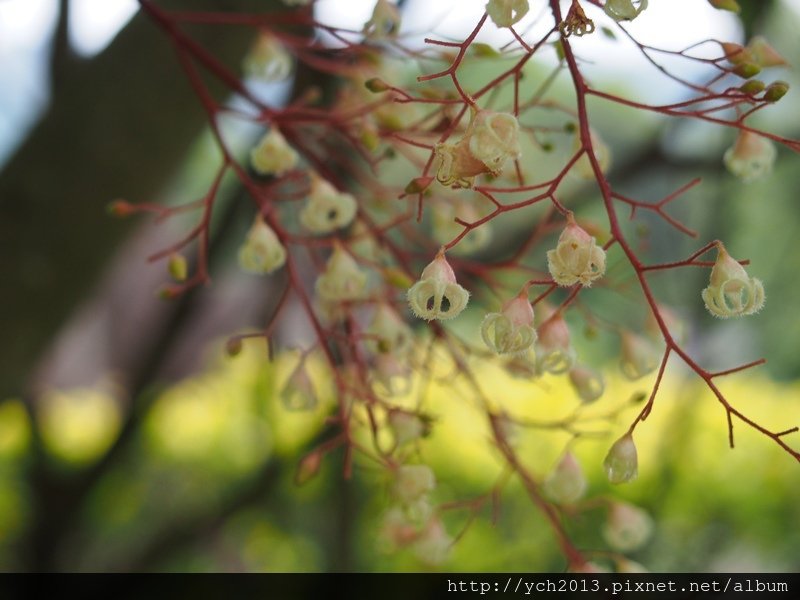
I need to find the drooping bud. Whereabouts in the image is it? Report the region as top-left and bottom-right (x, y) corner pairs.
(547, 215), (607, 287)
(281, 361), (318, 411)
(392, 464), (436, 504)
(723, 131), (777, 182)
(299, 175), (358, 234)
(535, 310), (577, 374)
(604, 0), (648, 22)
(747, 36), (788, 68)
(603, 433), (638, 484)
(603, 502), (654, 551)
(720, 42), (751, 66)
(486, 0), (530, 28)
(367, 303), (413, 356)
(315, 243), (368, 302)
(388, 410), (430, 445)
(243, 32), (293, 81)
(237, 217), (287, 275)
(544, 452), (588, 505)
(568, 365), (605, 403)
(702, 243), (765, 318)
(619, 330), (661, 380)
(363, 0), (401, 40)
(295, 450), (323, 485)
(764, 80), (789, 102)
(435, 109), (521, 188)
(168, 253), (188, 282)
(250, 128), (299, 176)
(481, 292), (536, 355)
(407, 251), (470, 321)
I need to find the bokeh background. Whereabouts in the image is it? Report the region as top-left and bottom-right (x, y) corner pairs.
(1, 0), (799, 572)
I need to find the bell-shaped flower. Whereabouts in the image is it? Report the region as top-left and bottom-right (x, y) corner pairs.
(407, 251), (470, 321)
(568, 365), (605, 403)
(702, 243), (765, 318)
(363, 0), (401, 40)
(299, 175), (358, 234)
(392, 464), (436, 505)
(481, 292), (537, 355)
(280, 361), (318, 411)
(546, 215), (606, 287)
(315, 243), (368, 302)
(435, 109), (521, 188)
(238, 217), (287, 274)
(619, 330), (661, 380)
(486, 0), (529, 28)
(572, 129), (611, 180)
(534, 310), (576, 374)
(603, 502), (654, 552)
(544, 452), (588, 505)
(603, 433), (638, 484)
(243, 32), (293, 81)
(250, 128), (299, 176)
(604, 0), (648, 22)
(723, 131), (777, 182)
(367, 303), (413, 356)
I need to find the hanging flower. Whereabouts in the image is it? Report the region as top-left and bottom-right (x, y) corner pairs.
(546, 215), (606, 287)
(315, 243), (368, 302)
(603, 502), (654, 552)
(250, 128), (299, 176)
(280, 361), (318, 411)
(486, 0), (529, 28)
(723, 131), (777, 182)
(534, 310), (577, 374)
(407, 251), (470, 321)
(363, 0), (401, 40)
(480, 292), (537, 355)
(568, 365), (605, 403)
(299, 175), (358, 234)
(603, 433), (638, 484)
(237, 217), (287, 274)
(619, 330), (661, 380)
(701, 243), (765, 318)
(367, 303), (413, 356)
(388, 410), (430, 445)
(544, 452), (588, 505)
(604, 0), (648, 22)
(392, 464), (436, 505)
(242, 32), (293, 81)
(435, 109), (521, 188)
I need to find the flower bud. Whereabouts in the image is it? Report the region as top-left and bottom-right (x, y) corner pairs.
(733, 62), (761, 79)
(388, 410), (430, 445)
(568, 365), (605, 403)
(363, 0), (401, 40)
(168, 253), (188, 282)
(739, 79), (765, 94)
(367, 303), (413, 356)
(225, 337), (243, 357)
(243, 32), (293, 81)
(535, 310), (577, 375)
(702, 243), (765, 318)
(407, 251), (470, 321)
(604, 0), (648, 22)
(392, 464), (436, 504)
(250, 128), (299, 176)
(619, 330), (660, 380)
(435, 109), (521, 188)
(544, 452), (588, 505)
(721, 42), (751, 65)
(603, 502), (654, 552)
(486, 0), (530, 28)
(365, 77), (390, 93)
(547, 216), (606, 287)
(315, 243), (368, 302)
(764, 80), (789, 103)
(747, 36), (787, 68)
(708, 0), (740, 12)
(603, 433), (638, 484)
(238, 217), (287, 275)
(299, 175), (358, 234)
(404, 176), (434, 194)
(295, 451), (323, 485)
(481, 292), (536, 355)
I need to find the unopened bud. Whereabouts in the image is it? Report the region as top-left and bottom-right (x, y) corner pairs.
(603, 433), (638, 484)
(739, 80), (765, 94)
(733, 62), (761, 79)
(404, 176), (434, 194)
(365, 77), (390, 93)
(544, 452), (587, 504)
(225, 337), (243, 357)
(764, 80), (789, 102)
(107, 199), (134, 217)
(168, 253), (188, 282)
(603, 502), (654, 551)
(295, 451), (323, 485)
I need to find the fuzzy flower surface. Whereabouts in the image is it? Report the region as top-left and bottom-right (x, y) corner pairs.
(546, 216), (606, 287)
(407, 251), (469, 321)
(481, 293), (536, 355)
(250, 128), (299, 176)
(300, 176), (358, 234)
(237, 217), (287, 274)
(435, 109), (521, 188)
(701, 244), (765, 318)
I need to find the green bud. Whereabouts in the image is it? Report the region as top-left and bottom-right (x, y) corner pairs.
(365, 78), (390, 93)
(708, 0), (740, 12)
(764, 80), (789, 102)
(733, 62), (761, 79)
(168, 253), (188, 282)
(739, 80), (765, 94)
(404, 176), (433, 194)
(225, 337), (243, 357)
